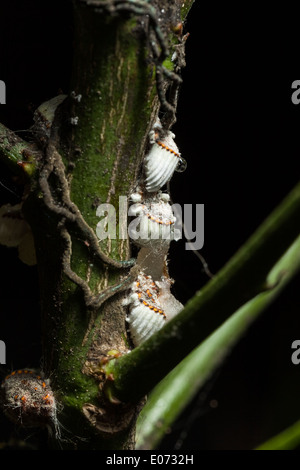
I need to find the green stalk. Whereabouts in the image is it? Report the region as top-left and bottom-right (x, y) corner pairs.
(256, 420), (300, 450)
(18, 0), (195, 449)
(105, 180), (300, 403)
(136, 233), (300, 449)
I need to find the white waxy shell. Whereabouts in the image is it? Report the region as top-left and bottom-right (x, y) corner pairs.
(130, 192), (143, 203)
(127, 303), (166, 346)
(144, 136), (180, 193)
(159, 192), (170, 202)
(128, 196), (176, 247)
(125, 272), (183, 346)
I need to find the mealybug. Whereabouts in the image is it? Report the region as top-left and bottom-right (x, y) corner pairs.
(144, 120), (187, 193)
(128, 190), (178, 247)
(124, 272), (183, 346)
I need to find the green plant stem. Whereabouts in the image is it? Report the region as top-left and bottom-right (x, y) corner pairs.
(256, 419), (300, 450)
(136, 233), (300, 449)
(105, 180), (300, 403)
(19, 0), (195, 449)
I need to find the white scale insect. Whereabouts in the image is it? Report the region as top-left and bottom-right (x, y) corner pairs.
(129, 190), (179, 247)
(124, 120), (186, 347)
(124, 272), (183, 346)
(124, 120), (186, 346)
(143, 119), (187, 193)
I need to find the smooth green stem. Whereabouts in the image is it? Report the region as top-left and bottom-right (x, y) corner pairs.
(256, 419), (300, 450)
(105, 180), (300, 403)
(29, 0), (195, 449)
(136, 233), (300, 449)
(0, 0), (197, 449)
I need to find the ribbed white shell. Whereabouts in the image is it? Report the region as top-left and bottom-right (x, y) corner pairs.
(144, 131), (180, 193)
(124, 272), (183, 346)
(128, 192), (176, 247)
(127, 302), (166, 346)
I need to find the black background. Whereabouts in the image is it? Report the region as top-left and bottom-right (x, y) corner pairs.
(0, 0), (300, 450)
